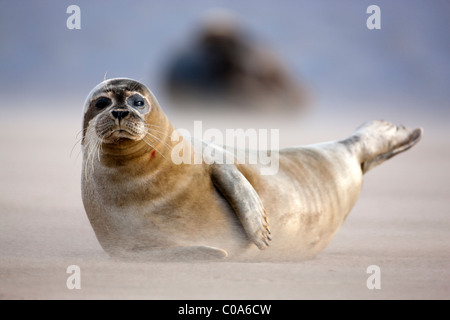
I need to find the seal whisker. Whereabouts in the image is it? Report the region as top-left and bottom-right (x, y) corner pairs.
(144, 127), (173, 140)
(143, 125), (171, 137)
(144, 131), (173, 156)
(71, 137), (83, 159)
(142, 137), (169, 160)
(142, 133), (171, 156)
(71, 127), (90, 159)
(143, 124), (168, 130)
(89, 139), (101, 179)
(144, 123), (164, 128)
(96, 136), (104, 162)
(75, 127), (88, 141)
(82, 126), (103, 181)
(143, 136), (172, 159)
(143, 127), (165, 134)
(84, 139), (95, 181)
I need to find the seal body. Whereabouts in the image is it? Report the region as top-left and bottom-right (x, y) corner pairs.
(81, 78), (422, 261)
(238, 145), (362, 259)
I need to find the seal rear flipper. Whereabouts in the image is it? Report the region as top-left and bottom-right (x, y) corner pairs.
(349, 120), (423, 174)
(211, 164), (271, 250)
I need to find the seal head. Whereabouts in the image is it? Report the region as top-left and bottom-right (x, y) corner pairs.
(82, 78), (159, 145)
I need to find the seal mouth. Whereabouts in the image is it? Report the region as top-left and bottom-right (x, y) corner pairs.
(103, 128), (140, 142)
(96, 114), (147, 143)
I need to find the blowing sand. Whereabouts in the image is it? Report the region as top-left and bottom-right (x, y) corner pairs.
(0, 102), (449, 300)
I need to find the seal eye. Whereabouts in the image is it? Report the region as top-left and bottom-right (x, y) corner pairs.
(134, 99), (145, 107)
(127, 94), (147, 110)
(95, 97), (112, 110)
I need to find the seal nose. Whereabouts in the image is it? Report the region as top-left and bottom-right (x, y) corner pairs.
(111, 110), (130, 120)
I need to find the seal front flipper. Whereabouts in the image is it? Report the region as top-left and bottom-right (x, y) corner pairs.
(211, 164), (271, 250)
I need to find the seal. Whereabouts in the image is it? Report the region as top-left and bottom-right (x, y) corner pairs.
(81, 78), (423, 261)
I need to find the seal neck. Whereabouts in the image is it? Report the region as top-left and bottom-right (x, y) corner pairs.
(100, 139), (153, 163)
(99, 129), (174, 170)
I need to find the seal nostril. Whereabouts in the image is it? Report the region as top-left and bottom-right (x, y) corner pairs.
(111, 110), (130, 120)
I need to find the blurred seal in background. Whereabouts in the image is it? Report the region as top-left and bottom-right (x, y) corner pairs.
(164, 9), (309, 110)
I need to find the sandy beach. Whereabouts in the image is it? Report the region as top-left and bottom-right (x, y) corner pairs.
(0, 102), (448, 300)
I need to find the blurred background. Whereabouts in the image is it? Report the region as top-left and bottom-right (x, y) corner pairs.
(0, 0), (449, 299)
(0, 0), (448, 120)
